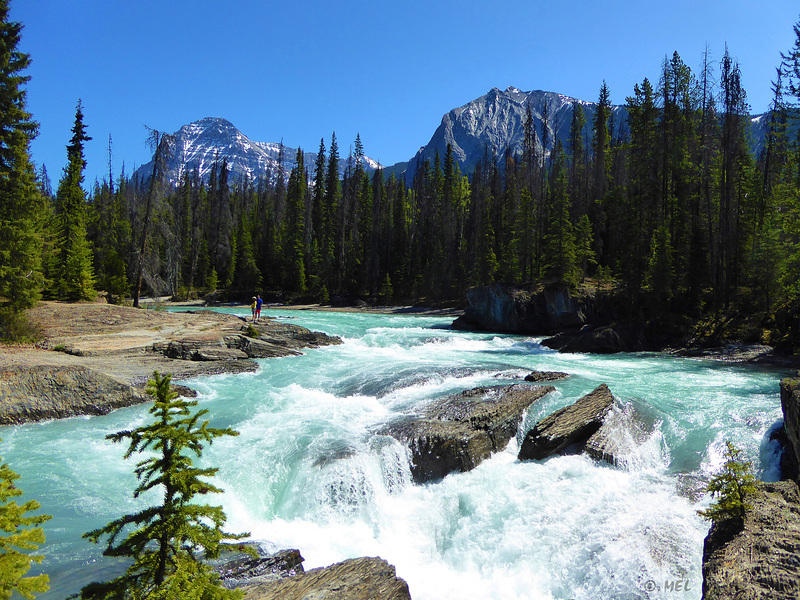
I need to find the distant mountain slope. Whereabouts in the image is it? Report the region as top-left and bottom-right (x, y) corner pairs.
(405, 86), (627, 181)
(133, 92), (775, 188)
(404, 85), (775, 182)
(133, 117), (381, 185)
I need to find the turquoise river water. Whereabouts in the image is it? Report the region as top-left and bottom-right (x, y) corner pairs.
(5, 308), (793, 599)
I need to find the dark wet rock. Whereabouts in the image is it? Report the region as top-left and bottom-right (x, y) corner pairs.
(451, 283), (587, 334)
(524, 370), (569, 383)
(779, 379), (800, 483)
(242, 556), (411, 600)
(518, 384), (614, 460)
(0, 365), (148, 424)
(168, 383), (198, 398)
(215, 545), (304, 588)
(541, 322), (648, 354)
(702, 480), (800, 600)
(382, 383), (554, 483)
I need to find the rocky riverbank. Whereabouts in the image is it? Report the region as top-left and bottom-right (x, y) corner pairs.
(700, 378), (800, 599)
(452, 283), (799, 366)
(0, 301), (341, 423)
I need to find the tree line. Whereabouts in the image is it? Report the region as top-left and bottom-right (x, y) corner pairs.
(3, 2), (800, 348)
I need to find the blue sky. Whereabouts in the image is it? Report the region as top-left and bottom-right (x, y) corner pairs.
(9, 0), (800, 187)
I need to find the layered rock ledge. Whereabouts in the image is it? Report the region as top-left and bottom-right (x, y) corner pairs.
(382, 383), (554, 483)
(242, 557), (411, 600)
(702, 480), (800, 600)
(0, 302), (341, 423)
(778, 378), (800, 482)
(701, 377), (800, 599)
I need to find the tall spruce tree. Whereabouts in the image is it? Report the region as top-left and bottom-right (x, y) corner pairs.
(284, 149), (308, 293)
(80, 371), (247, 600)
(55, 100), (96, 301)
(0, 1), (43, 314)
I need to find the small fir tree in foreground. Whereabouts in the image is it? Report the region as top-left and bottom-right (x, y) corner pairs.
(79, 371), (247, 600)
(0, 441), (51, 599)
(698, 440), (758, 525)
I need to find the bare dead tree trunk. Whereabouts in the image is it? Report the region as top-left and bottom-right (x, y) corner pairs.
(133, 130), (166, 308)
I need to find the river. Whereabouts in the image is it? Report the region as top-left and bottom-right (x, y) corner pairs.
(4, 309), (791, 599)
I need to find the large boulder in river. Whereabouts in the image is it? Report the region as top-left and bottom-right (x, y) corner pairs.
(518, 384), (614, 461)
(242, 557), (411, 600)
(383, 383), (554, 483)
(541, 323), (648, 354)
(451, 283), (587, 334)
(702, 480), (800, 600)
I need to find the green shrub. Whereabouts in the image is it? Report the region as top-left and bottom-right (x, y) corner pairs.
(0, 308), (42, 344)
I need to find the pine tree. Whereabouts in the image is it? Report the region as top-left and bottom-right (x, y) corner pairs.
(80, 371), (247, 600)
(284, 149), (307, 294)
(591, 81), (613, 200)
(0, 441), (51, 600)
(54, 100), (96, 301)
(698, 440), (757, 525)
(0, 1), (43, 314)
(542, 143), (577, 287)
(324, 133), (341, 291)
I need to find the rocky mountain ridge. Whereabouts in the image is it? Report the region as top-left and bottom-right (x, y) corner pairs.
(133, 116), (382, 186)
(134, 86), (775, 188)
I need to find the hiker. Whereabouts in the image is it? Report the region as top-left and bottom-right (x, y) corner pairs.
(250, 297), (257, 321)
(256, 295), (263, 321)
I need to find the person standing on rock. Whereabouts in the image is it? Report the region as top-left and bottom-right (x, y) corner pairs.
(256, 295), (263, 322)
(250, 297), (257, 322)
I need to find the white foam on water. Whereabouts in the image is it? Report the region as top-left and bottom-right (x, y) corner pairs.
(6, 309), (791, 600)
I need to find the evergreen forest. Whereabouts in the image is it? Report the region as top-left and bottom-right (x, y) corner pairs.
(3, 2), (800, 351)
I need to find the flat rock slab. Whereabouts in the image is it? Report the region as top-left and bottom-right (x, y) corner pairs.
(242, 557), (411, 600)
(383, 383), (554, 483)
(703, 480), (800, 600)
(0, 365), (148, 424)
(0, 302), (343, 423)
(518, 383), (614, 461)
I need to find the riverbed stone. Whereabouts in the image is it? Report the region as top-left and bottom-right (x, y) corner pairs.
(215, 546), (304, 588)
(518, 384), (614, 461)
(242, 557), (411, 600)
(524, 370), (569, 383)
(382, 383), (554, 483)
